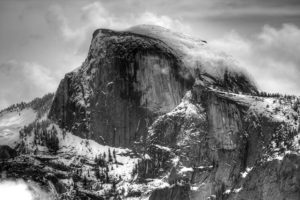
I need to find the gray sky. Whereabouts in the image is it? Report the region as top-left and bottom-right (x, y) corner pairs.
(1, 0), (300, 109)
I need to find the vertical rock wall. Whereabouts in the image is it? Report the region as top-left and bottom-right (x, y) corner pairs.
(205, 92), (247, 189)
(89, 52), (188, 147)
(49, 29), (193, 147)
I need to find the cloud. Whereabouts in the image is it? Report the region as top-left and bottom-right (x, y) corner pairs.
(45, 2), (191, 55)
(0, 179), (52, 200)
(209, 23), (300, 95)
(45, 4), (83, 42)
(0, 180), (32, 200)
(135, 12), (191, 33)
(0, 60), (57, 109)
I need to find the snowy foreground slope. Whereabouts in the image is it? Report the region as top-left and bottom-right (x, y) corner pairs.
(1, 88), (299, 200)
(0, 99), (166, 199)
(1, 25), (300, 200)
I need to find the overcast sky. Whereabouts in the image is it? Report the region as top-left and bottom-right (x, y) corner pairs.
(1, 0), (300, 109)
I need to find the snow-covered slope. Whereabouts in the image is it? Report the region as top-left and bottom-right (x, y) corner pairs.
(0, 108), (36, 147)
(0, 93), (53, 148)
(8, 118), (165, 199)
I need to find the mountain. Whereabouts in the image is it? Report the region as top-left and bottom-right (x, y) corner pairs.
(48, 25), (256, 147)
(0, 25), (299, 200)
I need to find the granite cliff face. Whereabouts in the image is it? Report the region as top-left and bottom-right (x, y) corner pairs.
(49, 25), (256, 148)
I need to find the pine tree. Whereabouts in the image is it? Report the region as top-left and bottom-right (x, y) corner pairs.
(105, 165), (110, 183)
(98, 153), (106, 167)
(106, 173), (109, 183)
(83, 176), (87, 189)
(100, 170), (105, 183)
(62, 129), (66, 139)
(111, 180), (117, 195)
(46, 128), (59, 154)
(73, 181), (78, 192)
(108, 148), (113, 162)
(95, 167), (100, 180)
(33, 130), (37, 146)
(94, 155), (98, 164)
(113, 149), (116, 162)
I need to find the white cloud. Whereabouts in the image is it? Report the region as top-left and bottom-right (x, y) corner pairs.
(0, 60), (57, 109)
(0, 179), (52, 200)
(45, 4), (84, 42)
(209, 23), (300, 95)
(135, 12), (191, 33)
(0, 180), (32, 200)
(45, 2), (191, 55)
